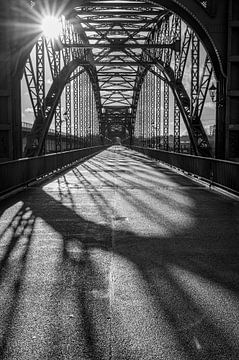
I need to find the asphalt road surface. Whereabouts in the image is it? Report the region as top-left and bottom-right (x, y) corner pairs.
(0, 146), (239, 359)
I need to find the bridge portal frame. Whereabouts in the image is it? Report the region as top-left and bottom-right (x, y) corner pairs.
(0, 0), (231, 161)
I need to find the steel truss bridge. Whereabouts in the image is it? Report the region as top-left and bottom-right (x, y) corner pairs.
(0, 0), (239, 193)
(22, 0), (216, 158)
(1, 3), (239, 357)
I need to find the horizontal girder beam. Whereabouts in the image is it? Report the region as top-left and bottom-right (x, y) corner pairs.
(75, 11), (163, 16)
(61, 42), (180, 51)
(87, 37), (148, 41)
(84, 29), (151, 32)
(101, 89), (134, 91)
(72, 2), (159, 9)
(79, 19), (159, 23)
(87, 62), (157, 65)
(97, 72), (137, 75)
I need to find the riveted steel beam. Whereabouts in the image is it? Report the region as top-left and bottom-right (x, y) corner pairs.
(191, 32), (200, 117)
(61, 41), (180, 51)
(68, 2), (160, 9)
(76, 11), (163, 16)
(24, 56), (39, 119)
(23, 0), (215, 156)
(173, 16), (181, 152)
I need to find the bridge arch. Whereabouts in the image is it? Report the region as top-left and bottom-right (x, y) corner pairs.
(19, 0), (225, 80)
(144, 0), (226, 80)
(24, 58), (102, 156)
(22, 2), (223, 137)
(5, 0), (231, 160)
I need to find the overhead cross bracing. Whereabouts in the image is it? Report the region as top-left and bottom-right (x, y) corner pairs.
(63, 0), (214, 157)
(22, 0), (215, 158)
(67, 0), (169, 108)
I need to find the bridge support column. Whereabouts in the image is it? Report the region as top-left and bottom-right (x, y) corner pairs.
(226, 0), (239, 160)
(215, 77), (226, 159)
(0, 2), (22, 161)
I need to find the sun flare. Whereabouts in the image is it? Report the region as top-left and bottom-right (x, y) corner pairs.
(41, 16), (61, 39)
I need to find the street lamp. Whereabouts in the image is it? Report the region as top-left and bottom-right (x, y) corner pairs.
(209, 83), (217, 103)
(209, 82), (225, 108)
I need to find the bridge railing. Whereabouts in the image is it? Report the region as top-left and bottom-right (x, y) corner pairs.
(132, 146), (239, 195)
(0, 146), (107, 196)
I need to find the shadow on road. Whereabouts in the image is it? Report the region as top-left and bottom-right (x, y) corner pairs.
(0, 147), (239, 359)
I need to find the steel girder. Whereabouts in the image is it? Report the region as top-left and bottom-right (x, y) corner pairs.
(131, 13), (169, 122)
(63, 20), (72, 151)
(24, 58), (101, 156)
(36, 37), (45, 116)
(24, 56), (40, 119)
(66, 1), (169, 115)
(53, 50), (62, 152)
(22, 0), (215, 157)
(79, 71), (84, 147)
(44, 38), (63, 152)
(173, 17), (181, 152)
(193, 55), (213, 120)
(65, 82), (72, 150)
(73, 70), (79, 148)
(23, 14), (102, 156)
(163, 18), (170, 151)
(16, 0), (225, 85)
(134, 62), (212, 156)
(163, 83), (170, 151)
(155, 67), (162, 149)
(61, 43), (180, 50)
(131, 13), (212, 156)
(191, 33), (200, 117)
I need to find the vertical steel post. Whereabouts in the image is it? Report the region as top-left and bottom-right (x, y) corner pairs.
(174, 17), (181, 152)
(141, 96), (143, 147)
(54, 50), (62, 152)
(163, 19), (170, 150)
(86, 74), (90, 147)
(63, 21), (72, 151)
(191, 32), (200, 116)
(138, 91), (141, 145)
(140, 92), (143, 146)
(90, 86), (93, 146)
(24, 56), (39, 119)
(190, 32), (200, 153)
(65, 82), (72, 150)
(79, 72), (84, 148)
(93, 88), (95, 145)
(146, 74), (150, 147)
(36, 36), (45, 152)
(143, 80), (147, 146)
(163, 83), (169, 150)
(83, 73), (87, 147)
(88, 79), (92, 146)
(156, 67), (161, 149)
(150, 71), (155, 148)
(73, 70), (79, 149)
(36, 36), (45, 115)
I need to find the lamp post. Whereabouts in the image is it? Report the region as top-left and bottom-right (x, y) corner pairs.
(209, 81), (226, 159)
(209, 82), (224, 108)
(209, 83), (217, 103)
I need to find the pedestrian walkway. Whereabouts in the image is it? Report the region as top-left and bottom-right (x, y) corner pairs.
(0, 146), (239, 360)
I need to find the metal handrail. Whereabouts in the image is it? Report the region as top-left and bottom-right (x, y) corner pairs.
(0, 146), (106, 196)
(132, 146), (239, 195)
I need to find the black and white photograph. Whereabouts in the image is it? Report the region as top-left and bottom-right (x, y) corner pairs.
(0, 0), (239, 358)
